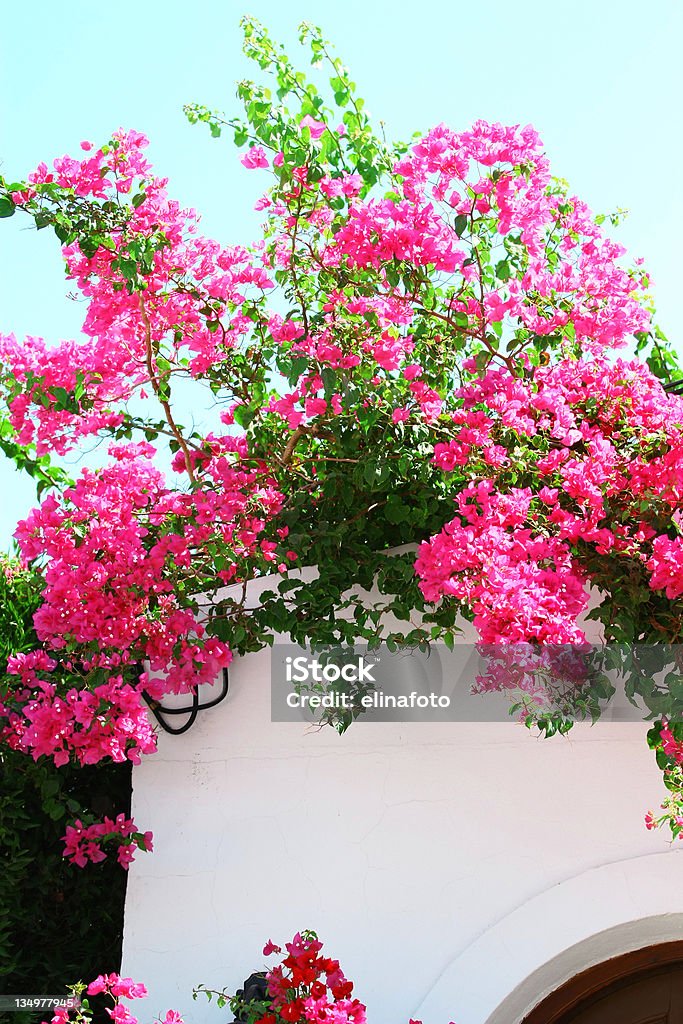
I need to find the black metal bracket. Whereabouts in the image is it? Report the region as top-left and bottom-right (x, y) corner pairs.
(142, 666), (230, 735)
(232, 973), (269, 1023)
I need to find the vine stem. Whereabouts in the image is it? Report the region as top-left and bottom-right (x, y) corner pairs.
(139, 295), (197, 484)
(281, 426), (307, 465)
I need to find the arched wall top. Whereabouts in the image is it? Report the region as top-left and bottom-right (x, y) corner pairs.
(413, 850), (683, 1024)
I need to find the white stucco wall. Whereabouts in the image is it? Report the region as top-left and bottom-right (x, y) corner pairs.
(121, 574), (683, 1024)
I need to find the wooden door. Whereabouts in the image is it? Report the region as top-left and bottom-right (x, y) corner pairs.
(565, 963), (683, 1022)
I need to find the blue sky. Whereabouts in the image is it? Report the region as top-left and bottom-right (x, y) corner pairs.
(1, 0), (682, 550)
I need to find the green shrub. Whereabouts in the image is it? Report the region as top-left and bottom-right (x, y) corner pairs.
(0, 558), (129, 1023)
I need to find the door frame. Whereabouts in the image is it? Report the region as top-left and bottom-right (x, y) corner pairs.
(521, 941), (683, 1023)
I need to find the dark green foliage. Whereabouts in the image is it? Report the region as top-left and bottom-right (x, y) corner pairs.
(0, 561), (129, 1023)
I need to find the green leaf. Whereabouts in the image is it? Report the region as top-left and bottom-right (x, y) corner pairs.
(453, 214), (468, 237)
(385, 496), (408, 524)
(287, 355), (309, 382)
(233, 404), (255, 428)
(54, 219), (72, 244)
(321, 367), (337, 397)
(495, 259), (511, 282)
(118, 257), (138, 280)
(79, 236), (101, 259)
(0, 196), (16, 218)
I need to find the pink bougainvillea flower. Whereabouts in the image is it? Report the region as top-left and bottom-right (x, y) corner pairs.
(241, 146), (269, 169)
(299, 115), (327, 139)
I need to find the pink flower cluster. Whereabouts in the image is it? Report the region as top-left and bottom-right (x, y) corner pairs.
(2, 130), (274, 454)
(647, 536), (683, 600)
(3, 666), (157, 767)
(392, 120), (649, 353)
(13, 443), (233, 692)
(45, 971), (182, 1024)
(327, 198), (465, 274)
(644, 722), (683, 842)
(657, 723), (683, 764)
(86, 975), (147, 999)
(416, 356), (683, 642)
(233, 115), (654, 447)
(415, 482), (588, 643)
(62, 815), (153, 869)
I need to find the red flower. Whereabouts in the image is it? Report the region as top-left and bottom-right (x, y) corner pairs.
(331, 982), (354, 999)
(280, 1000), (303, 1022)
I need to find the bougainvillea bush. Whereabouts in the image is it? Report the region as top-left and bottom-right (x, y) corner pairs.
(194, 931), (368, 1024)
(2, 16), (683, 862)
(46, 931), (443, 1024)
